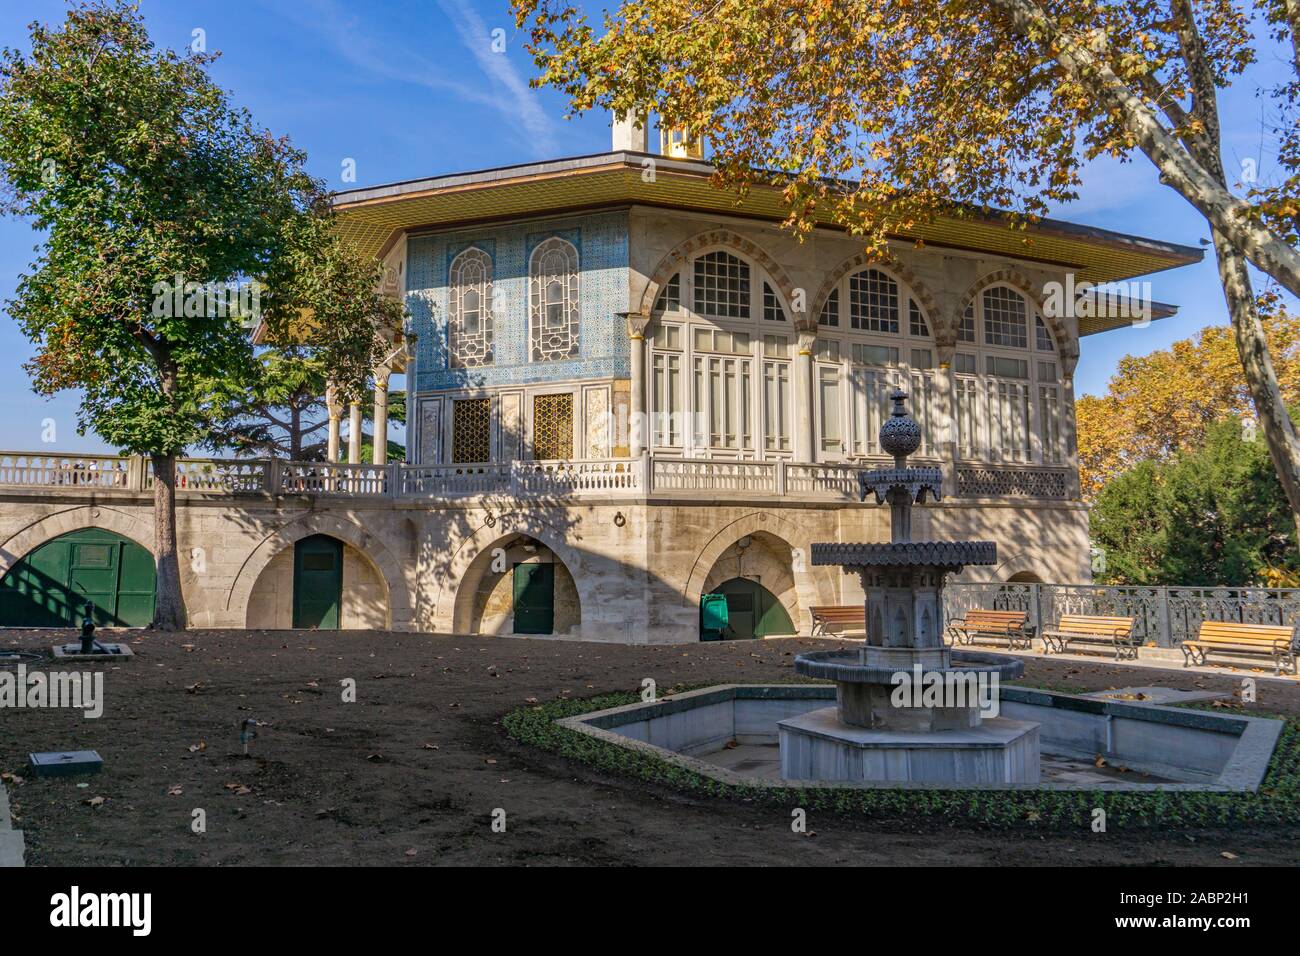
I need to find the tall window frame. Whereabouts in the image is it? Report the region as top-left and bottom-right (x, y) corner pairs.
(813, 266), (937, 461)
(448, 247), (494, 369)
(528, 236), (580, 362)
(953, 283), (1063, 465)
(645, 245), (793, 460)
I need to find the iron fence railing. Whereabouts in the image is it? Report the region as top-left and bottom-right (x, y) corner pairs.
(945, 581), (1300, 648)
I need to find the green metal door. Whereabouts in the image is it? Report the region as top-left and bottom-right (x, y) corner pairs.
(293, 535), (343, 629)
(708, 578), (795, 640)
(512, 562), (554, 634)
(0, 528), (156, 627)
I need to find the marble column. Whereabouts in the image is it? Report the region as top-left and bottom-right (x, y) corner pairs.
(325, 383), (343, 463)
(935, 333), (957, 496)
(626, 312), (651, 458)
(795, 328), (816, 462)
(348, 402), (363, 464)
(372, 366), (392, 466)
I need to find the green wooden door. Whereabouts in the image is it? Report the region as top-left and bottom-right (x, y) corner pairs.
(0, 528), (156, 627)
(707, 578), (795, 640)
(512, 562), (554, 634)
(293, 535), (343, 629)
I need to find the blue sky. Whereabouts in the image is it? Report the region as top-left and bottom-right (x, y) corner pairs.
(0, 0), (1294, 454)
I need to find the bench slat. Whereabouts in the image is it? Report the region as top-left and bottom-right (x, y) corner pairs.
(1183, 620), (1298, 674)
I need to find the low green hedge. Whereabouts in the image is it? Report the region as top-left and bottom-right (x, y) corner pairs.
(502, 690), (1300, 830)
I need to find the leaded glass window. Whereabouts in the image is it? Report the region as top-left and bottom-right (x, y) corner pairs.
(1035, 315), (1054, 352)
(959, 305), (976, 343)
(529, 237), (580, 362)
(909, 301), (930, 337)
(762, 283), (787, 322)
(653, 273), (681, 314)
(532, 392), (573, 460)
(819, 288), (839, 327)
(452, 398), (491, 463)
(693, 251), (750, 319)
(448, 248), (494, 368)
(982, 286), (1029, 348)
(848, 269), (899, 333)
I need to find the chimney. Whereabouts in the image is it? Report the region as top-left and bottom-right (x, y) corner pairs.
(611, 111), (648, 152)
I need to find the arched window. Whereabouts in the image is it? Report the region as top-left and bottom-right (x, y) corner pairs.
(953, 284), (1062, 465)
(529, 237), (580, 361)
(448, 248), (493, 368)
(646, 245), (791, 458)
(982, 286), (1029, 348)
(848, 269), (899, 333)
(814, 266), (937, 459)
(693, 250), (750, 320)
(652, 273), (681, 315)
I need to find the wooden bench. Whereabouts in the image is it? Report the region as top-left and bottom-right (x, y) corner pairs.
(946, 609), (1033, 650)
(1041, 614), (1137, 660)
(1181, 621), (1298, 675)
(809, 605), (864, 636)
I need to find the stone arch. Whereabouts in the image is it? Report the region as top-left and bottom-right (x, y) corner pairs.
(429, 512), (590, 634)
(955, 268), (1076, 365)
(1006, 570), (1043, 583)
(993, 550), (1047, 584)
(636, 229), (800, 319)
(683, 512), (836, 635)
(0, 505), (153, 578)
(810, 252), (943, 335)
(226, 512), (411, 630)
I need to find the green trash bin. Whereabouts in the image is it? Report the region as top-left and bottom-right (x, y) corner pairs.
(700, 592), (729, 641)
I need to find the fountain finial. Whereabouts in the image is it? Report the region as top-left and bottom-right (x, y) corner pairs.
(879, 389), (922, 467)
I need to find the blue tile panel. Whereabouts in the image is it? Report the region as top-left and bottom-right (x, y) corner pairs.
(406, 210), (631, 393)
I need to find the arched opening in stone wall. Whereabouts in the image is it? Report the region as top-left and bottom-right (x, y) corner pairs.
(0, 528), (155, 627)
(698, 531), (800, 640)
(452, 534), (582, 637)
(1006, 571), (1044, 583)
(246, 534), (390, 630)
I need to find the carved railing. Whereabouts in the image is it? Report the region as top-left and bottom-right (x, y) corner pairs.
(0, 451), (1083, 505)
(513, 458), (642, 495)
(945, 582), (1300, 648)
(650, 458), (775, 493)
(401, 463), (509, 496)
(955, 465), (1071, 499)
(0, 452), (135, 489)
(784, 462), (862, 500)
(277, 462), (390, 496)
(163, 458), (269, 493)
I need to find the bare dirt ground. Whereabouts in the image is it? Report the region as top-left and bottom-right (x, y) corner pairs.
(1, 629), (1296, 866)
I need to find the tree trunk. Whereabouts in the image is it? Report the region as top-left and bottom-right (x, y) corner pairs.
(1211, 228), (1300, 549)
(988, 0), (1300, 300)
(150, 452), (187, 630)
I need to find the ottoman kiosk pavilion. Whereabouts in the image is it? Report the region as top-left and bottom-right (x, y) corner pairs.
(0, 121), (1200, 640)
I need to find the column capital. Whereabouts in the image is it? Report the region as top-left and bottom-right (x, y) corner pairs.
(624, 310), (652, 339)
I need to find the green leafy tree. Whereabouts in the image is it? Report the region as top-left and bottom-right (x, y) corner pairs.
(1091, 417), (1299, 585)
(0, 2), (398, 627)
(207, 349), (331, 460)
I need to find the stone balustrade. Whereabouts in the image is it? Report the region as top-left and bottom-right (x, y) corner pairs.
(0, 451), (1075, 503)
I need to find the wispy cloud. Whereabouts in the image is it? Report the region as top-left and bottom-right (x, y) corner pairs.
(275, 0), (554, 153)
(435, 0), (557, 155)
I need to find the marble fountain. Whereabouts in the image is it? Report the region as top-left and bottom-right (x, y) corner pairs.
(558, 393), (1283, 793)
